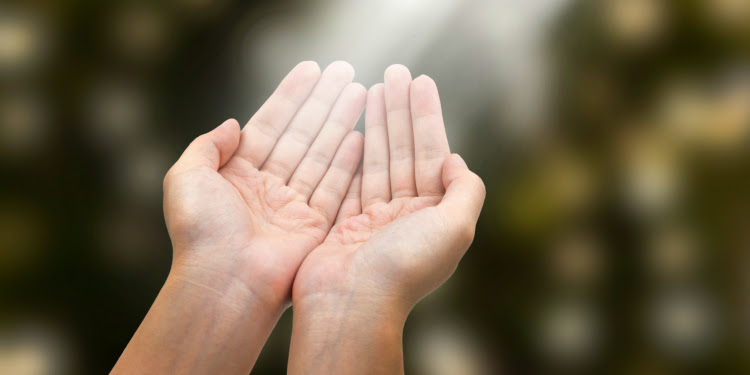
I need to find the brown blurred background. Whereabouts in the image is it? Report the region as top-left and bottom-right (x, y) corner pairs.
(1, 0), (750, 374)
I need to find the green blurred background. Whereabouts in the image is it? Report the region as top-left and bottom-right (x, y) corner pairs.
(1, 0), (750, 374)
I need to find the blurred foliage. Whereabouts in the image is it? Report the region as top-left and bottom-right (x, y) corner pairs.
(0, 0), (749, 374)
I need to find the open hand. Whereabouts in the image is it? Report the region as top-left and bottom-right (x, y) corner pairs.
(288, 64), (485, 374)
(292, 64), (486, 319)
(163, 61), (366, 309)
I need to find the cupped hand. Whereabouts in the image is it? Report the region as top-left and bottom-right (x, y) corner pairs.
(163, 61), (367, 309)
(293, 65), (486, 314)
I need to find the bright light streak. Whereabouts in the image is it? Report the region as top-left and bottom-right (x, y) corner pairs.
(235, 0), (570, 147)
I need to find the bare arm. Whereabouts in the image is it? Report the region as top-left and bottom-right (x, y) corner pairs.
(112, 61), (366, 374)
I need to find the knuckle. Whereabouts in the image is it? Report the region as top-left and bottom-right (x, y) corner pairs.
(390, 143), (414, 160)
(416, 144), (448, 161)
(265, 159), (293, 177)
(291, 177), (316, 196)
(253, 114), (278, 138)
(364, 156), (388, 171)
(306, 148), (330, 165)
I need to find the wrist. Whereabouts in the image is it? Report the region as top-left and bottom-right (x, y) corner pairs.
(165, 253), (287, 317)
(166, 268), (283, 318)
(113, 267), (284, 374)
(170, 243), (292, 312)
(288, 293), (409, 374)
(292, 252), (418, 317)
(293, 292), (410, 327)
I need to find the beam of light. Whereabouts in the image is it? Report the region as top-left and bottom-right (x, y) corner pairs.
(233, 0), (571, 147)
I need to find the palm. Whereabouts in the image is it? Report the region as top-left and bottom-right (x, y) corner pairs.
(294, 196), (442, 293)
(293, 66), (475, 304)
(173, 159), (329, 251)
(220, 157), (329, 243)
(164, 61), (366, 304)
(327, 197), (438, 248)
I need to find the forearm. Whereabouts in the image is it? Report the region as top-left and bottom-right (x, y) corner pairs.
(112, 271), (282, 375)
(288, 294), (409, 375)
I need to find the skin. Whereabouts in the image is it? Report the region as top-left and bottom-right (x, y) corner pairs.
(112, 61), (368, 374)
(288, 65), (486, 374)
(112, 62), (485, 375)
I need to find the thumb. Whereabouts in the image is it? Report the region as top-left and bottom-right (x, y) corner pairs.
(174, 119), (241, 172)
(438, 154), (486, 227)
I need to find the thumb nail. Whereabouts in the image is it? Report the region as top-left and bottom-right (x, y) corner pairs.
(452, 153), (467, 168)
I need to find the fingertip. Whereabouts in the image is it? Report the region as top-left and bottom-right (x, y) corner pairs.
(411, 74), (437, 93)
(213, 119), (242, 166)
(346, 82), (368, 100)
(177, 119), (241, 172)
(294, 60), (322, 79)
(442, 153), (469, 186)
(384, 65), (412, 113)
(384, 64), (412, 82)
(367, 83), (385, 104)
(410, 75), (441, 115)
(214, 118), (241, 143)
(451, 153), (467, 168)
(219, 118), (240, 131)
(345, 130), (365, 148)
(325, 60), (355, 81)
(369, 82), (384, 92)
(350, 81), (367, 91)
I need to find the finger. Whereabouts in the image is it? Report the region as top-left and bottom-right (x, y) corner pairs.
(236, 61), (321, 168)
(362, 83), (391, 208)
(411, 75), (450, 197)
(384, 64), (417, 198)
(437, 154), (486, 235)
(171, 119), (241, 173)
(262, 61), (355, 182)
(309, 132), (364, 226)
(288, 82), (366, 199)
(335, 163), (363, 224)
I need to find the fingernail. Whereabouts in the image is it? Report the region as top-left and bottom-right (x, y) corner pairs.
(453, 153), (467, 167)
